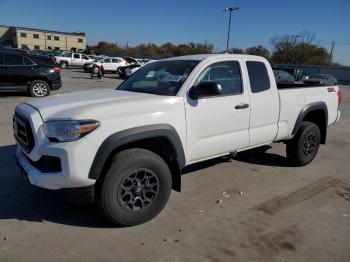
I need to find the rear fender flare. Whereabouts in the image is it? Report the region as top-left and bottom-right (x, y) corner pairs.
(292, 102), (328, 143)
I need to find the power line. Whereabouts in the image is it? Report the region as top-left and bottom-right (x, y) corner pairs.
(333, 42), (350, 46)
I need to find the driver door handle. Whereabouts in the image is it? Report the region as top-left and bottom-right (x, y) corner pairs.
(235, 103), (249, 109)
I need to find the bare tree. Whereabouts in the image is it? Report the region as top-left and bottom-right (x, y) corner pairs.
(245, 45), (270, 59)
(270, 32), (330, 65)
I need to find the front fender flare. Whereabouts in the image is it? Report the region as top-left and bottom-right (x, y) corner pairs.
(88, 124), (185, 187)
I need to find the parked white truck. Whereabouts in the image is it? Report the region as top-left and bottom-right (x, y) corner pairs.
(55, 53), (94, 69)
(14, 54), (341, 226)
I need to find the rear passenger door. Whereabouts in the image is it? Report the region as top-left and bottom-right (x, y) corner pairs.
(0, 54), (34, 91)
(244, 59), (279, 146)
(185, 59), (250, 163)
(102, 58), (112, 71)
(112, 58), (122, 72)
(0, 54), (5, 89)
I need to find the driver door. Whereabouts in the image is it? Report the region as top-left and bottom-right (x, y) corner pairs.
(185, 59), (250, 163)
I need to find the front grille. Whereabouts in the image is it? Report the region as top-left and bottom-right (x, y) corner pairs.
(13, 109), (35, 153)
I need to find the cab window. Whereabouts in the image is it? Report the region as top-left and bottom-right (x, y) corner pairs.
(3, 54), (25, 66)
(246, 61), (270, 93)
(195, 61), (242, 95)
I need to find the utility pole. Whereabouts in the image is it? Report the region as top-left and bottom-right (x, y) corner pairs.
(328, 41), (335, 65)
(224, 7), (239, 53)
(292, 34), (301, 64)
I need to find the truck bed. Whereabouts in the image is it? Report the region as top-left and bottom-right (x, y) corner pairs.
(277, 83), (331, 89)
(275, 84), (340, 141)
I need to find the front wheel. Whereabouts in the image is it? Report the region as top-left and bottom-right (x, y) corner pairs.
(60, 61), (68, 69)
(28, 80), (50, 97)
(97, 148), (172, 226)
(286, 121), (321, 166)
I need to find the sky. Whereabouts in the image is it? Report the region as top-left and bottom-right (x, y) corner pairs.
(1, 0), (350, 65)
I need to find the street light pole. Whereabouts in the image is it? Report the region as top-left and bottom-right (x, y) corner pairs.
(292, 34), (301, 64)
(224, 7), (239, 53)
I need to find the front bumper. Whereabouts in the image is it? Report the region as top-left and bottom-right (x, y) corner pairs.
(16, 142), (97, 190)
(14, 104), (98, 190)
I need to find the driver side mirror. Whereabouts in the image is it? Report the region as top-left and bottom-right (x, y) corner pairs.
(189, 82), (222, 99)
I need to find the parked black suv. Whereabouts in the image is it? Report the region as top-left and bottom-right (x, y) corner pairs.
(0, 50), (62, 97)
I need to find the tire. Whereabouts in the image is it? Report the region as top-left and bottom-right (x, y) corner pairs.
(286, 121), (321, 166)
(97, 148), (172, 226)
(28, 80), (51, 97)
(60, 61), (68, 69)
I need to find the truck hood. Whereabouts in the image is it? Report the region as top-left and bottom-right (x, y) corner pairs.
(26, 89), (162, 121)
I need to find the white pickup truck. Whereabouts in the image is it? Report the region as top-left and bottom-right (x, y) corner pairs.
(55, 53), (94, 69)
(14, 54), (341, 226)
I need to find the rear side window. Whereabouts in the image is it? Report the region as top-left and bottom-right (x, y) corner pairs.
(24, 56), (35, 65)
(246, 61), (270, 93)
(73, 54), (80, 59)
(3, 54), (25, 65)
(31, 56), (55, 66)
(0, 55), (3, 65)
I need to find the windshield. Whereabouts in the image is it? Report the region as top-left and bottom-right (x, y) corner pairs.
(117, 60), (199, 96)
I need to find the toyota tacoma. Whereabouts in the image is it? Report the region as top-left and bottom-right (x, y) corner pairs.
(14, 54), (341, 226)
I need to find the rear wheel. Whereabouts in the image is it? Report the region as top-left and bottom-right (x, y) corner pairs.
(29, 80), (50, 97)
(286, 121), (321, 166)
(97, 148), (172, 226)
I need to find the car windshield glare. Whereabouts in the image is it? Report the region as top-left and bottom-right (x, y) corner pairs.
(117, 60), (199, 96)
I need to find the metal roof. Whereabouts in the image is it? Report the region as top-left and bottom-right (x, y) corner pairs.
(0, 25), (85, 36)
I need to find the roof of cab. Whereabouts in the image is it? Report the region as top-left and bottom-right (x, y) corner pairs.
(161, 54), (264, 61)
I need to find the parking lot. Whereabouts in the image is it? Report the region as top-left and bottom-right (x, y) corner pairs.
(0, 69), (349, 262)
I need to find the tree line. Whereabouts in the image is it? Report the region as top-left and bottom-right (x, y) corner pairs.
(86, 32), (335, 66)
(86, 42), (214, 59)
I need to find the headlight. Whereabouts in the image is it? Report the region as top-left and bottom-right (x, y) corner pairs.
(40, 120), (99, 142)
